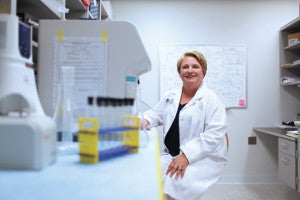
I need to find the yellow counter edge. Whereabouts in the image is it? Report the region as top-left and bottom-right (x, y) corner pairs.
(154, 128), (165, 200)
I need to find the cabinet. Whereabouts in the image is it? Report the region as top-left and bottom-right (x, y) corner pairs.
(278, 138), (297, 190)
(279, 17), (300, 133)
(277, 16), (300, 192)
(253, 127), (300, 192)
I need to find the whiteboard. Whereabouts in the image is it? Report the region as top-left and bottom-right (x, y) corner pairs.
(159, 44), (247, 108)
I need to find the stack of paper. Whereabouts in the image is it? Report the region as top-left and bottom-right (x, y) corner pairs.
(281, 76), (300, 85)
(294, 121), (300, 126)
(286, 130), (298, 138)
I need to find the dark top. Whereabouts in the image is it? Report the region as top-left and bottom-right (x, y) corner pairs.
(164, 103), (186, 156)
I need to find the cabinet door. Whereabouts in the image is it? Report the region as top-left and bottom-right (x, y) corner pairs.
(279, 152), (296, 190)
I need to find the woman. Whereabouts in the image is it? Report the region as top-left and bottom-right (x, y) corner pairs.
(143, 51), (228, 200)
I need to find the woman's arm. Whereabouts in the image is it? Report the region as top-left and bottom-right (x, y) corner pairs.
(180, 94), (227, 164)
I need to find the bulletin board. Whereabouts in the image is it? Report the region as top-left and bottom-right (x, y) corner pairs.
(159, 44), (247, 108)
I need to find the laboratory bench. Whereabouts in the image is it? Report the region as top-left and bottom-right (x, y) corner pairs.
(253, 127), (300, 192)
(0, 129), (163, 200)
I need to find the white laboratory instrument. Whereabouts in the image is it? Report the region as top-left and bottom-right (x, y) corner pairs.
(37, 19), (151, 118)
(0, 2), (56, 170)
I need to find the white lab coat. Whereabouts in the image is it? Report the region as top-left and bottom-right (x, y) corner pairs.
(144, 83), (228, 200)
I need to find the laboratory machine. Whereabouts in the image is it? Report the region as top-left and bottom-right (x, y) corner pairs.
(37, 19), (151, 118)
(36, 16), (151, 161)
(0, 0), (56, 170)
(37, 19), (151, 142)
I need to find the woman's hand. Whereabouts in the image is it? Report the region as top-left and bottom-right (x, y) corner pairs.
(142, 119), (151, 130)
(166, 153), (189, 179)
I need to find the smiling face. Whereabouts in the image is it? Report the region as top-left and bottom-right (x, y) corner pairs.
(179, 56), (204, 89)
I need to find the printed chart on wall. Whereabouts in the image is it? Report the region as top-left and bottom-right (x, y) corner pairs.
(159, 44), (247, 108)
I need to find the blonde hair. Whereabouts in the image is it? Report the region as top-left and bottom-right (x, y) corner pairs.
(176, 51), (207, 76)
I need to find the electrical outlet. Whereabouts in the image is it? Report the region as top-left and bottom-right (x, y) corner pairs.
(248, 136), (256, 145)
(0, 0), (13, 14)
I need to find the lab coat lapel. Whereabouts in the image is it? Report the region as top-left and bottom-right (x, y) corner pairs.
(173, 87), (181, 107)
(164, 88), (181, 134)
(182, 83), (205, 110)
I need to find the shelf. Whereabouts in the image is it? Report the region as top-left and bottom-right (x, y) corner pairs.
(281, 82), (300, 87)
(65, 0), (88, 19)
(280, 17), (300, 89)
(281, 16), (300, 31)
(100, 1), (108, 20)
(284, 42), (300, 50)
(281, 61), (300, 69)
(101, 1), (112, 20)
(17, 0), (67, 19)
(281, 75), (300, 86)
(66, 0), (86, 11)
(66, 10), (89, 19)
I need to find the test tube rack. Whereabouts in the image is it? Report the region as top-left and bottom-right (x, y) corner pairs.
(78, 116), (140, 164)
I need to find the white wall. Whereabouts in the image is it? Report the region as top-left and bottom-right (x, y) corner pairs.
(111, 0), (300, 183)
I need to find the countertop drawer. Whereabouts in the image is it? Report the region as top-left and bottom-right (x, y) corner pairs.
(279, 138), (296, 156)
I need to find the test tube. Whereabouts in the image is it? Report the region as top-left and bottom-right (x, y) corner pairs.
(97, 97), (103, 129)
(99, 97), (109, 130)
(87, 96), (93, 117)
(111, 98), (118, 128)
(105, 98), (111, 129)
(117, 99), (123, 127)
